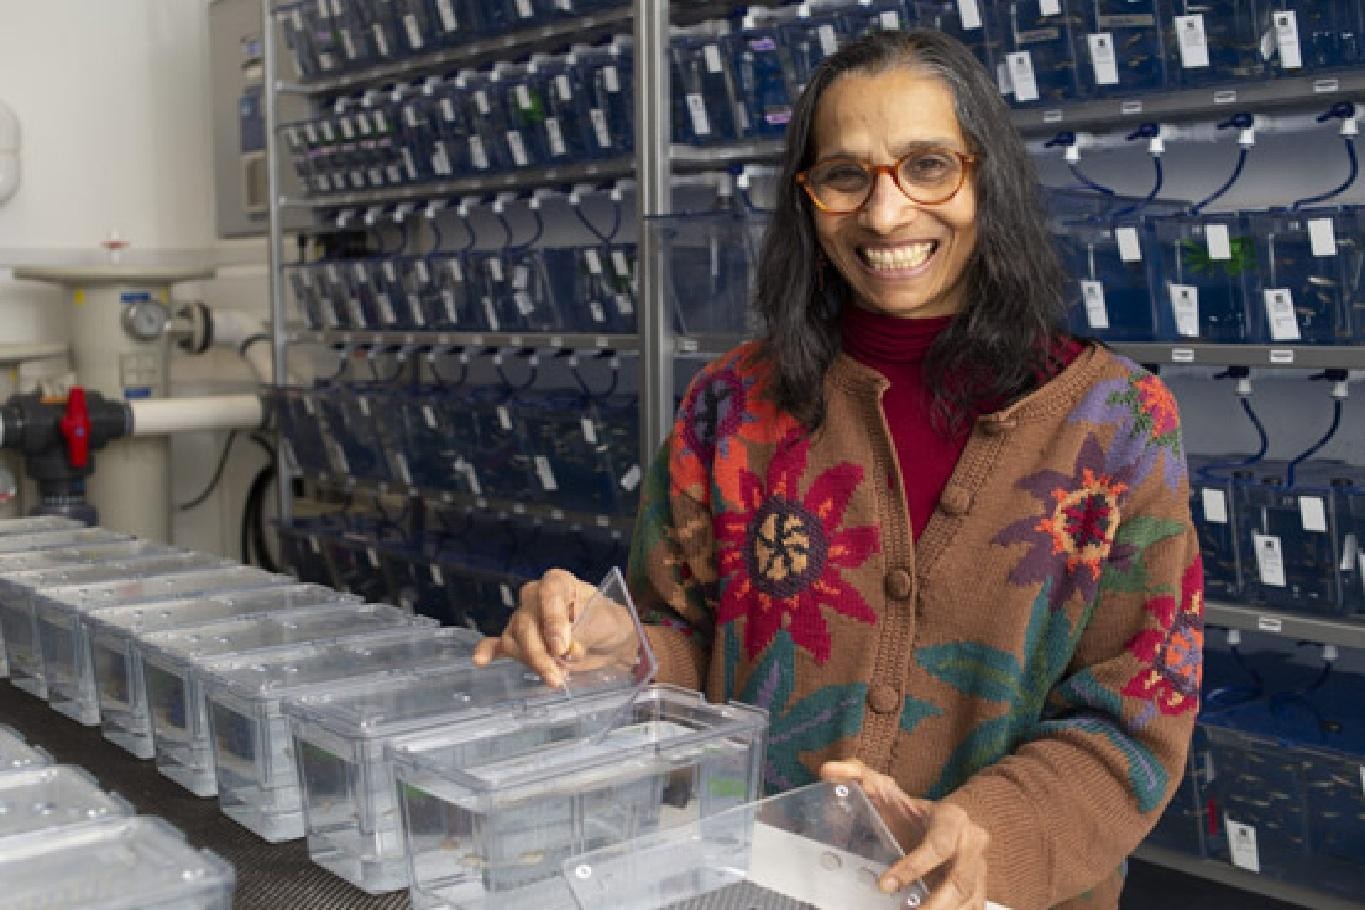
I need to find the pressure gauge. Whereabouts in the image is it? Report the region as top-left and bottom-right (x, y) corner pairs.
(121, 298), (170, 340)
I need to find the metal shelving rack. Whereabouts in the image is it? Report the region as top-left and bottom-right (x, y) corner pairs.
(263, 2), (649, 524)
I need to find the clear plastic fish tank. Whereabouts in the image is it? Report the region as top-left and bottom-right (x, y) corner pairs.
(0, 548), (223, 701)
(0, 536), (167, 678)
(35, 564), (294, 727)
(0, 722), (49, 772)
(285, 567), (656, 893)
(1145, 212), (1256, 343)
(138, 603), (436, 797)
(87, 584), (360, 759)
(1053, 215), (1160, 341)
(1001, 0), (1082, 107)
(1161, 0), (1265, 88)
(1079, 0), (1170, 96)
(1187, 457), (1253, 601)
(0, 765), (130, 841)
(1237, 465), (1362, 614)
(563, 780), (929, 910)
(200, 626), (483, 842)
(0, 816), (235, 910)
(651, 210), (765, 338)
(1246, 206), (1365, 345)
(390, 685), (768, 910)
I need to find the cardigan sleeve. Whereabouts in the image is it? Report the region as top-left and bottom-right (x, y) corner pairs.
(942, 412), (1203, 909)
(626, 441), (718, 692)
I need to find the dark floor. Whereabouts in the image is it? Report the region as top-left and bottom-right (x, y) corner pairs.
(0, 682), (1315, 910)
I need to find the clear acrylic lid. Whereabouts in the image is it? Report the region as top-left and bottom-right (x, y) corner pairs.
(390, 684), (766, 794)
(380, 567), (660, 759)
(86, 583), (359, 636)
(8, 551), (230, 595)
(0, 765), (131, 839)
(0, 724), (49, 772)
(563, 781), (930, 909)
(0, 516), (82, 536)
(0, 816), (234, 909)
(0, 527), (131, 557)
(36, 564), (292, 615)
(0, 539), (175, 573)
(140, 602), (435, 664)
(200, 625), (482, 699)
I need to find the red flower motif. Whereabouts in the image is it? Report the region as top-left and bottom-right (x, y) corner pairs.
(714, 431), (879, 664)
(1123, 555), (1205, 723)
(1135, 375), (1180, 439)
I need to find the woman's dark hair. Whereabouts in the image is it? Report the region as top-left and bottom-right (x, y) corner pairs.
(751, 28), (1068, 435)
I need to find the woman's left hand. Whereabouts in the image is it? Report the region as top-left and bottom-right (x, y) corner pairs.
(820, 759), (990, 910)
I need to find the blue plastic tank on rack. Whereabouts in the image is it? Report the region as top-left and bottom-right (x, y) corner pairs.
(671, 23), (745, 145)
(1000, 0), (1084, 106)
(1078, 0), (1170, 96)
(1161, 0), (1266, 88)
(1247, 206), (1365, 345)
(577, 37), (635, 157)
(730, 10), (800, 138)
(1145, 212), (1256, 342)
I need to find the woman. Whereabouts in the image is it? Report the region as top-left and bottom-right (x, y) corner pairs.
(473, 28), (1201, 910)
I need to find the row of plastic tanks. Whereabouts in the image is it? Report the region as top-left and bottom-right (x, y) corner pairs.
(276, 0), (629, 80)
(274, 382), (643, 518)
(0, 515), (795, 907)
(1189, 456), (1365, 615)
(275, 510), (631, 635)
(287, 243), (640, 335)
(665, 0), (1365, 121)
(1055, 203), (1365, 346)
(283, 0), (1365, 117)
(286, 210), (765, 338)
(0, 721), (237, 909)
(281, 42), (634, 193)
(1148, 644), (1365, 901)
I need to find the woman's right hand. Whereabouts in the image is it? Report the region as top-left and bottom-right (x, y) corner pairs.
(471, 568), (640, 688)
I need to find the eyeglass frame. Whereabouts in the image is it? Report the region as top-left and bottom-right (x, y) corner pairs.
(795, 148), (980, 215)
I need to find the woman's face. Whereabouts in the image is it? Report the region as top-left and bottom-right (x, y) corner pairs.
(810, 67), (978, 319)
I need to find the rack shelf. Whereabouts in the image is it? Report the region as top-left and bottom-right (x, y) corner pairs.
(305, 472), (635, 534)
(1133, 846), (1365, 910)
(281, 157), (636, 209)
(1205, 599), (1365, 650)
(277, 4), (633, 96)
(1011, 71), (1365, 136)
(1112, 343), (1365, 370)
(291, 329), (638, 351)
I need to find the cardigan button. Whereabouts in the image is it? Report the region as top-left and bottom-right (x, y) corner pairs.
(938, 485), (972, 516)
(867, 685), (901, 715)
(977, 416), (1017, 436)
(884, 568), (913, 601)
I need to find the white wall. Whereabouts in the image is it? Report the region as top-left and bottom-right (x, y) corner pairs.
(0, 0), (269, 557)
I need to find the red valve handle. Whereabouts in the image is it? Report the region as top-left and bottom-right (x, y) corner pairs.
(58, 387), (91, 469)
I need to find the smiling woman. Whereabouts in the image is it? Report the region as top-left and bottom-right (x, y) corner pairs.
(477, 28), (1202, 910)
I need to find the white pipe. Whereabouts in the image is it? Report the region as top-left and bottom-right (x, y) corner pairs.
(129, 394), (263, 436)
(0, 99), (19, 205)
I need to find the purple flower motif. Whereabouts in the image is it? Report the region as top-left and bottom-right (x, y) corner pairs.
(1071, 366), (1185, 492)
(994, 434), (1139, 611)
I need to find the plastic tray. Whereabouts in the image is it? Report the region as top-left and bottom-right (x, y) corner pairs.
(0, 764), (131, 841)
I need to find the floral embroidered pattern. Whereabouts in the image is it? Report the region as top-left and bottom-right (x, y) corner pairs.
(994, 434), (1137, 612)
(735, 628), (869, 792)
(1122, 555), (1204, 726)
(715, 429), (878, 664)
(1071, 367), (1185, 491)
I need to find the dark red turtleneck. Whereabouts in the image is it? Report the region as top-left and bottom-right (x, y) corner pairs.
(840, 304), (960, 540)
(840, 305), (1086, 540)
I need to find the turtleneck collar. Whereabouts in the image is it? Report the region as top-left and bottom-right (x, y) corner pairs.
(840, 302), (954, 365)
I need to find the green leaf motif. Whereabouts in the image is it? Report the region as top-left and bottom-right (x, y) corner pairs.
(1099, 516), (1188, 597)
(916, 642), (1023, 704)
(739, 631), (868, 793)
(928, 715), (1015, 799)
(1037, 715), (1169, 813)
(900, 696), (943, 735)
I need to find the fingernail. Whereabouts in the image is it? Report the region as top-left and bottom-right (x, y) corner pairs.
(880, 876), (900, 894)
